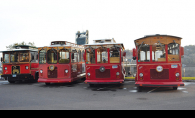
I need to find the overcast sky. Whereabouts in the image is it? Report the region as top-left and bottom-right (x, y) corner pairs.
(0, 0), (195, 53)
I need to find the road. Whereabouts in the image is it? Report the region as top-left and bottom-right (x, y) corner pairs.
(0, 80), (195, 110)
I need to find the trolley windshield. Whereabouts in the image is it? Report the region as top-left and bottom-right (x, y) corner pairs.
(135, 35), (181, 63)
(3, 51), (30, 63)
(39, 47), (70, 64)
(85, 44), (124, 64)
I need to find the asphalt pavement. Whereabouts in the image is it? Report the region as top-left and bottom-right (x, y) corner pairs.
(0, 79), (195, 110)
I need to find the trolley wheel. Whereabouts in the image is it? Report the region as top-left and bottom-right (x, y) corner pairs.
(137, 86), (143, 92)
(8, 80), (15, 83)
(45, 83), (51, 85)
(173, 87), (178, 90)
(89, 84), (95, 87)
(33, 72), (39, 83)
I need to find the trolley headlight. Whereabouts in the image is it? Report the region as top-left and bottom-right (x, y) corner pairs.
(5, 67), (7, 70)
(25, 66), (28, 69)
(65, 69), (68, 73)
(40, 70), (43, 73)
(87, 73), (90, 76)
(139, 73), (143, 77)
(175, 73), (179, 77)
(116, 72), (120, 75)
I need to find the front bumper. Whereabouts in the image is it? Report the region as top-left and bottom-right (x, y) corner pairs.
(84, 79), (124, 84)
(38, 78), (74, 83)
(2, 74), (32, 81)
(135, 81), (185, 87)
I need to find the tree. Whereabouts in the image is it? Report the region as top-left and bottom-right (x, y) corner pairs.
(6, 41), (35, 49)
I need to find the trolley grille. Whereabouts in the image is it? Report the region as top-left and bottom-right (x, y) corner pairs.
(48, 67), (57, 78)
(95, 69), (110, 78)
(12, 66), (20, 74)
(150, 69), (169, 79)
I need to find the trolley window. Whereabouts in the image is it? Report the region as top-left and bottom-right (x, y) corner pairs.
(78, 50), (81, 62)
(31, 52), (38, 63)
(138, 44), (150, 62)
(19, 52), (29, 62)
(81, 50), (85, 62)
(10, 52), (18, 63)
(152, 43), (166, 62)
(110, 47), (120, 63)
(47, 49), (57, 64)
(97, 47), (108, 63)
(59, 49), (69, 64)
(39, 49), (46, 64)
(86, 48), (95, 64)
(168, 43), (180, 61)
(71, 52), (78, 63)
(3, 53), (10, 63)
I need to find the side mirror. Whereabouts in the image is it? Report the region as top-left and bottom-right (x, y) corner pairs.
(181, 47), (184, 56)
(133, 48), (136, 60)
(133, 48), (136, 57)
(123, 52), (126, 57)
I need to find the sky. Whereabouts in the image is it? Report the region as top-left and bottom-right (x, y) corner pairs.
(1, 0), (195, 54)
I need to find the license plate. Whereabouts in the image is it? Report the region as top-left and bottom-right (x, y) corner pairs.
(171, 65), (178, 68)
(112, 65), (118, 68)
(12, 74), (16, 77)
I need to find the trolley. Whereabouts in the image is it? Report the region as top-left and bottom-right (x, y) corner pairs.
(84, 39), (126, 85)
(133, 34), (184, 90)
(1, 45), (39, 83)
(38, 41), (85, 85)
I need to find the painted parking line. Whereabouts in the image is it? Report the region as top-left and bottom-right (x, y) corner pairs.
(147, 87), (159, 93)
(0, 81), (9, 85)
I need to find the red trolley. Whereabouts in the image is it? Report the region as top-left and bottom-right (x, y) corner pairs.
(1, 45), (39, 83)
(38, 41), (85, 85)
(133, 34), (184, 90)
(84, 39), (126, 85)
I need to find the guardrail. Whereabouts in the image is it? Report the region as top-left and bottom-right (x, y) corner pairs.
(125, 77), (195, 80)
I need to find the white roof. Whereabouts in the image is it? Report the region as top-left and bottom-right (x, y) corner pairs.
(0, 48), (38, 52)
(38, 44), (84, 49)
(84, 42), (124, 46)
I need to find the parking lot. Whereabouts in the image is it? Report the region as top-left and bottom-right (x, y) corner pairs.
(0, 79), (195, 110)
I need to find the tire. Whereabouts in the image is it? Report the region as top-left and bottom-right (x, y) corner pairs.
(89, 84), (95, 87)
(173, 87), (178, 90)
(8, 80), (15, 83)
(137, 86), (143, 92)
(45, 83), (51, 85)
(34, 72), (39, 83)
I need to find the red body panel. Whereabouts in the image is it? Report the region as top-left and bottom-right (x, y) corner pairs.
(38, 64), (70, 83)
(38, 62), (85, 83)
(135, 63), (184, 87)
(85, 64), (124, 84)
(2, 63), (39, 80)
(3, 63), (30, 74)
(30, 63), (39, 79)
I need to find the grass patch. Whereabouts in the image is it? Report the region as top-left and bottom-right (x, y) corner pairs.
(182, 77), (195, 80)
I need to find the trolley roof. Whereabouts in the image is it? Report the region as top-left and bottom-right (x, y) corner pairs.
(84, 39), (125, 49)
(38, 41), (84, 51)
(134, 34), (182, 46)
(0, 45), (38, 53)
